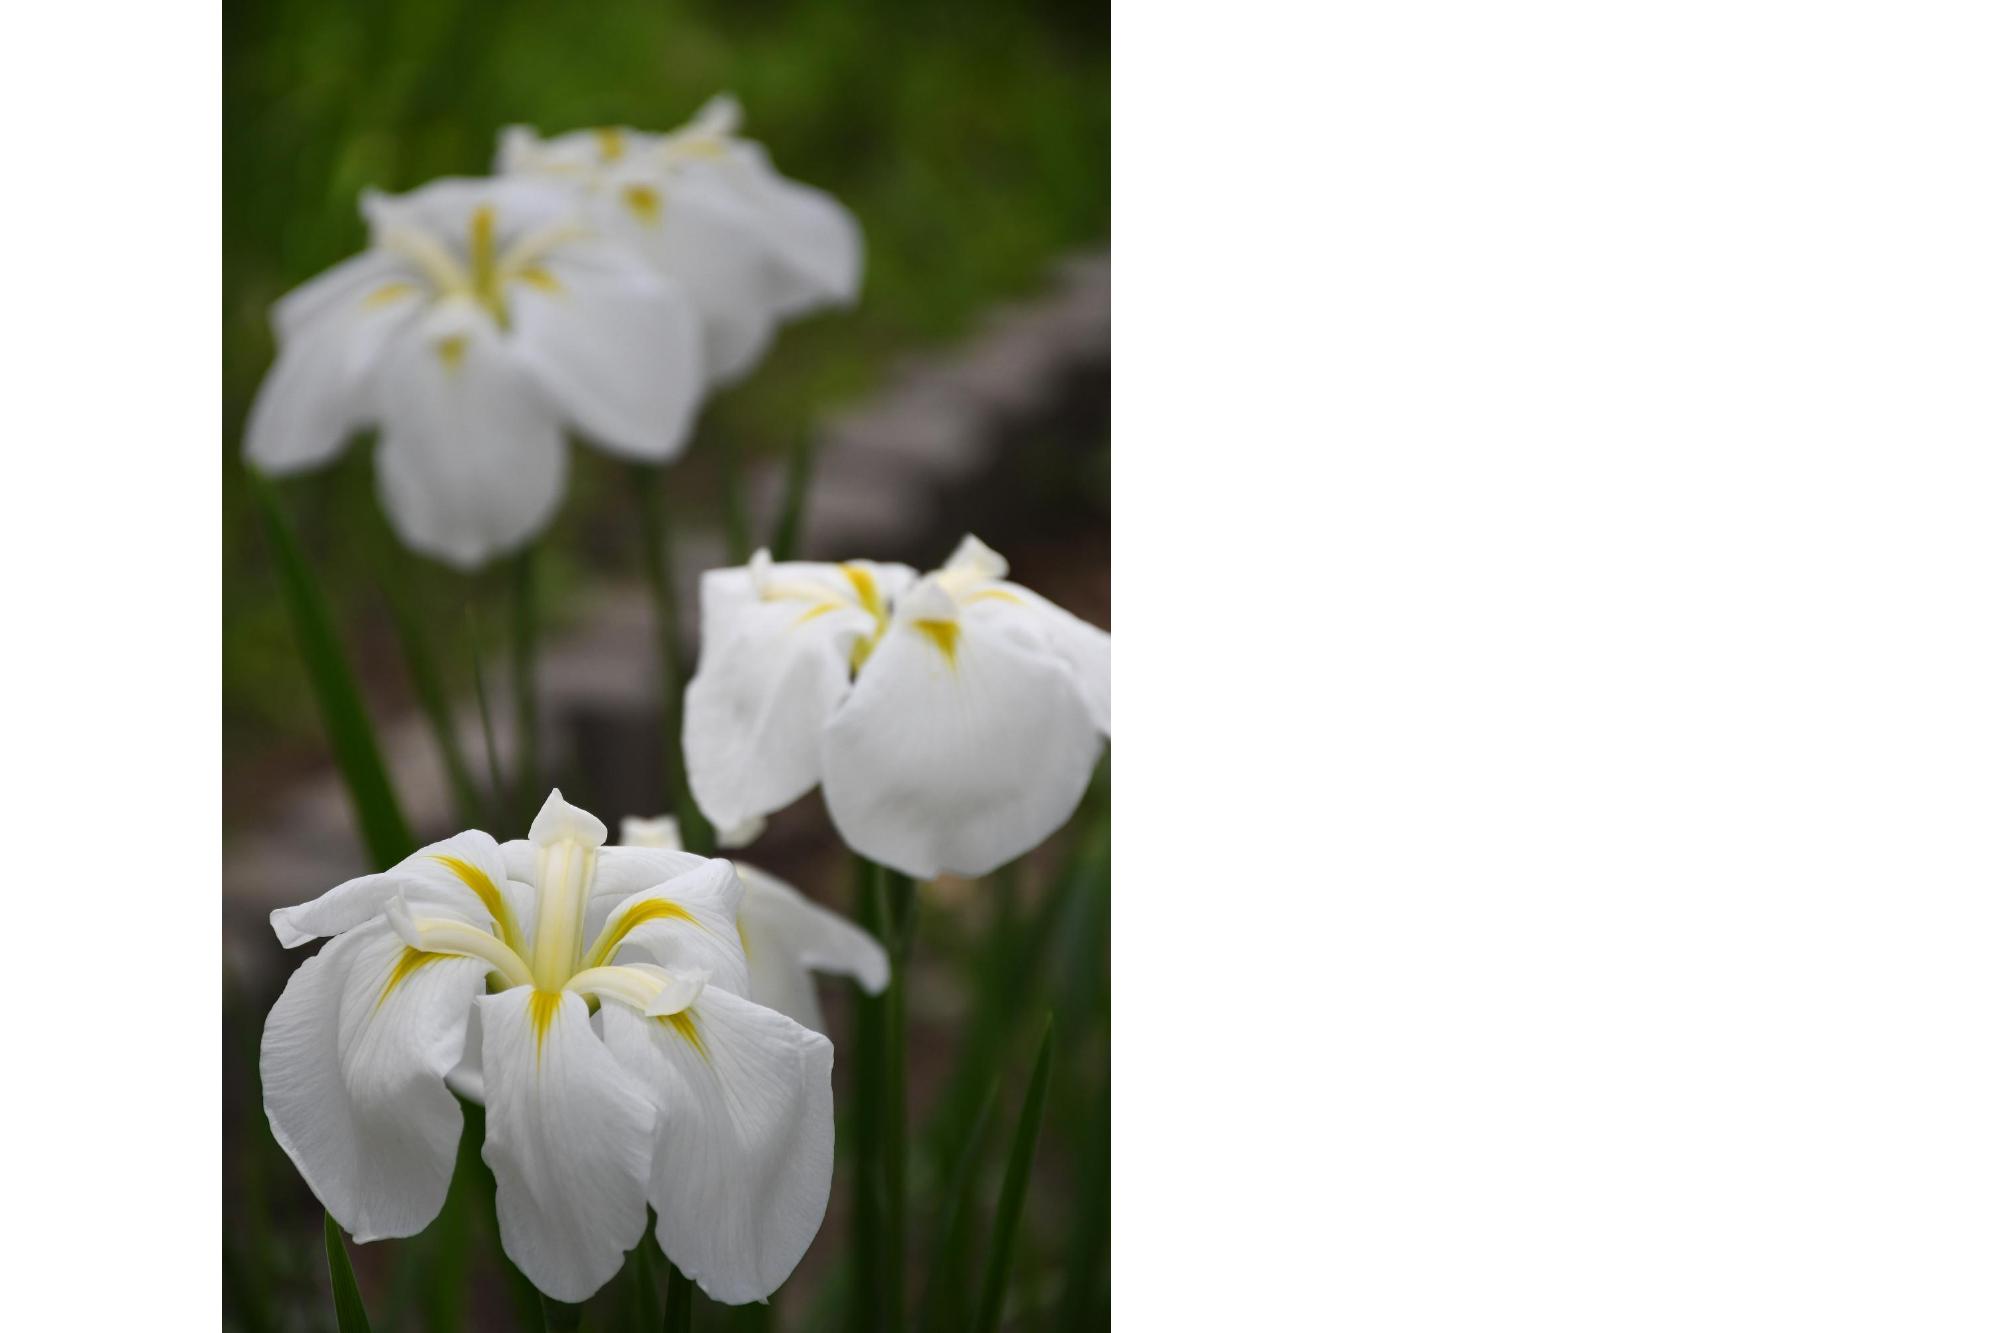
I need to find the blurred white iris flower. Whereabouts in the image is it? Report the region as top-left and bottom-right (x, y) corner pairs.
(245, 178), (705, 569)
(685, 536), (1111, 879)
(498, 94), (863, 387)
(620, 814), (888, 1033)
(260, 791), (833, 1305)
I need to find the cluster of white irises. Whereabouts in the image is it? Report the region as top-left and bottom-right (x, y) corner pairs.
(251, 97), (1110, 1309)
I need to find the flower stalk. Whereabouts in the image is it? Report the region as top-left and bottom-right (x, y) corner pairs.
(631, 466), (715, 855)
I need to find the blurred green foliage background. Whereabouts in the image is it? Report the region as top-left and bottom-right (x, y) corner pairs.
(224, 0), (1109, 789)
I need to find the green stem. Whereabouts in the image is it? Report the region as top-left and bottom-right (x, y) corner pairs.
(664, 1259), (693, 1333)
(713, 424), (753, 564)
(466, 606), (510, 831)
(631, 466), (714, 855)
(768, 429), (818, 562)
(852, 858), (917, 1332)
(509, 548), (539, 827)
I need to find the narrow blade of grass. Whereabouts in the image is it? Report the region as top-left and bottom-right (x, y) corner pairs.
(972, 1015), (1056, 1333)
(380, 562), (483, 828)
(916, 1079), (1002, 1333)
(466, 606), (509, 831)
(767, 429), (818, 561)
(712, 424), (753, 564)
(539, 1294), (583, 1330)
(323, 1212), (375, 1333)
(251, 472), (412, 867)
(850, 856), (887, 1333)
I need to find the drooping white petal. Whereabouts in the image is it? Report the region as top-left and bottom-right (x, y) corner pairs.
(245, 250), (423, 473)
(597, 986), (835, 1304)
(972, 585), (1111, 736)
(271, 830), (522, 948)
(478, 987), (655, 1303)
(711, 140), (864, 316)
(684, 557), (912, 831)
(507, 239), (704, 460)
(584, 858), (750, 997)
(372, 301), (568, 570)
(260, 920), (488, 1242)
(738, 864), (888, 1032)
(821, 578), (1104, 878)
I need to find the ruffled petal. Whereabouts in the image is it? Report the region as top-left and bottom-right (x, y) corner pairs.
(821, 579), (1103, 878)
(586, 858), (750, 997)
(478, 987), (655, 1303)
(598, 986), (835, 1304)
(245, 250), (423, 473)
(271, 830), (522, 948)
(260, 919), (487, 1241)
(682, 560), (880, 831)
(507, 239), (704, 461)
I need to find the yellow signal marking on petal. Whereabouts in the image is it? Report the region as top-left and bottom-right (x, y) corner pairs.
(377, 947), (445, 1010)
(738, 921), (751, 959)
(841, 564), (887, 622)
(965, 588), (1024, 606)
(430, 854), (524, 952)
(363, 281), (417, 308)
(529, 989), (563, 1063)
(584, 897), (700, 970)
(795, 601), (844, 627)
(436, 335), (468, 370)
(914, 619), (960, 667)
(622, 184), (663, 226)
(595, 127), (625, 162)
(512, 264), (561, 295)
(467, 203), (510, 326)
(661, 1010), (709, 1061)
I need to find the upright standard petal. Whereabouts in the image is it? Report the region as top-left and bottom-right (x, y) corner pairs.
(508, 241), (704, 461)
(598, 986), (835, 1304)
(372, 303), (568, 570)
(260, 920), (488, 1241)
(478, 987), (656, 1303)
(738, 865), (889, 1031)
(821, 580), (1104, 878)
(684, 560), (882, 831)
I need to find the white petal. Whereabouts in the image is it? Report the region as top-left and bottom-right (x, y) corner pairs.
(821, 595), (1104, 878)
(478, 987), (655, 1303)
(373, 306), (568, 570)
(529, 787), (608, 848)
(271, 830), (521, 948)
(619, 815), (683, 850)
(716, 141), (864, 315)
(683, 560), (895, 831)
(977, 586), (1111, 736)
(587, 858), (750, 997)
(246, 251), (422, 473)
(598, 987), (835, 1304)
(260, 920), (487, 1241)
(508, 239), (704, 460)
(739, 864), (888, 1032)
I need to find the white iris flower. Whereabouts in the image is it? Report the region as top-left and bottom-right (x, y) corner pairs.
(244, 177), (706, 569)
(498, 94), (863, 387)
(685, 535), (1111, 879)
(619, 815), (889, 1033)
(260, 791), (834, 1305)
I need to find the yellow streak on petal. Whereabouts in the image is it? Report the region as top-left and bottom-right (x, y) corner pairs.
(794, 602), (843, 627)
(529, 989), (563, 1063)
(437, 335), (468, 370)
(512, 264), (561, 295)
(377, 947), (444, 1010)
(738, 920), (751, 959)
(841, 564), (887, 622)
(661, 1010), (709, 1061)
(584, 897), (700, 970)
(965, 588), (1024, 606)
(363, 281), (417, 308)
(595, 127), (625, 162)
(914, 619), (960, 667)
(430, 854), (524, 952)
